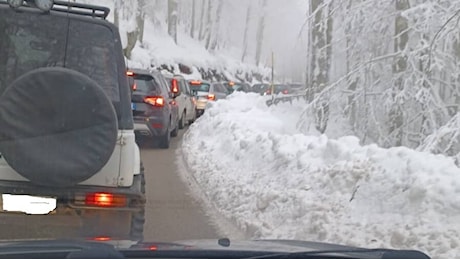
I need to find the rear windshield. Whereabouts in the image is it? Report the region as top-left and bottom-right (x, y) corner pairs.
(0, 10), (119, 101)
(275, 85), (288, 90)
(289, 84), (304, 89)
(133, 75), (161, 94)
(190, 83), (210, 92)
(253, 84), (269, 91)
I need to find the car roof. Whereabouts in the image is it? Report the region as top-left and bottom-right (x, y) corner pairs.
(128, 68), (152, 76)
(164, 74), (185, 80)
(0, 2), (114, 28)
(189, 80), (211, 84)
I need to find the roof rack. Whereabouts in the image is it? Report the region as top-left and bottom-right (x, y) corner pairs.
(52, 0), (110, 20)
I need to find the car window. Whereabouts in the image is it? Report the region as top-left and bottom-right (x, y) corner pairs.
(184, 81), (191, 95)
(133, 77), (154, 94)
(190, 83), (211, 92)
(252, 84), (268, 92)
(178, 79), (185, 94)
(213, 83), (225, 94)
(156, 74), (170, 97)
(0, 10), (119, 102)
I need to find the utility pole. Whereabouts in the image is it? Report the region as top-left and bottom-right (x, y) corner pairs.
(271, 51), (275, 101)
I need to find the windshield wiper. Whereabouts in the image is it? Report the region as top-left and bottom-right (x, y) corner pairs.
(250, 248), (430, 259)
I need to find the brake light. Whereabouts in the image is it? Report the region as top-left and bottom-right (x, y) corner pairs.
(282, 90), (288, 94)
(126, 71), (134, 76)
(144, 96), (165, 107)
(85, 192), (127, 207)
(207, 94), (216, 101)
(132, 83), (137, 91)
(149, 245), (158, 251)
(92, 236), (111, 241)
(172, 79), (179, 94)
(190, 80), (202, 85)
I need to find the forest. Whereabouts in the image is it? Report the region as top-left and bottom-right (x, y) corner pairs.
(81, 0), (460, 163)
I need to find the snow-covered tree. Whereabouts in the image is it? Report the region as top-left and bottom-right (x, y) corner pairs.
(168, 0), (178, 43)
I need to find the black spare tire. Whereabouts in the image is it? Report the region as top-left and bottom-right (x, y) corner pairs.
(0, 67), (118, 187)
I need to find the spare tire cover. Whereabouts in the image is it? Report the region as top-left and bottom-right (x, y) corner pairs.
(0, 67), (118, 187)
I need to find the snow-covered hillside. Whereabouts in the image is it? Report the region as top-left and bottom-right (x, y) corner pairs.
(75, 0), (306, 83)
(127, 21), (271, 83)
(181, 93), (460, 259)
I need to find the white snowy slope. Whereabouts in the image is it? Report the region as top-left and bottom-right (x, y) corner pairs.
(127, 20), (270, 82)
(181, 92), (460, 259)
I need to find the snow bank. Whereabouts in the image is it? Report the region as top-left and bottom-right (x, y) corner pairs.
(182, 93), (460, 258)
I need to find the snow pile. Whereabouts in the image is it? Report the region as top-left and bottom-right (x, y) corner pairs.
(182, 93), (460, 258)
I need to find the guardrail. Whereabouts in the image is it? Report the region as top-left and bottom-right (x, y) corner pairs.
(265, 93), (308, 106)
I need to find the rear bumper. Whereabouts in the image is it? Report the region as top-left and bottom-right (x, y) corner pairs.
(195, 100), (208, 110)
(0, 174), (145, 211)
(0, 172), (145, 240)
(133, 117), (168, 137)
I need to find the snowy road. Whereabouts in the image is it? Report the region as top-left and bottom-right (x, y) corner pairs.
(141, 128), (219, 242)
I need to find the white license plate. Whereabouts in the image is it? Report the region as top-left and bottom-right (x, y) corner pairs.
(1, 194), (57, 215)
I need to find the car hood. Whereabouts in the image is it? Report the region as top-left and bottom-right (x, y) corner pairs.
(0, 238), (430, 258)
(169, 239), (361, 252)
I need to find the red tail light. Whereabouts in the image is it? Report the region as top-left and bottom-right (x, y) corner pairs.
(190, 80), (202, 85)
(207, 94), (216, 101)
(282, 90), (288, 94)
(92, 236), (111, 241)
(126, 71), (134, 76)
(144, 96), (165, 107)
(85, 192), (127, 207)
(171, 79), (179, 94)
(132, 83), (137, 91)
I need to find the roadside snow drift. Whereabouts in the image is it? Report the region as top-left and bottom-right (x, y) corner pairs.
(181, 93), (460, 258)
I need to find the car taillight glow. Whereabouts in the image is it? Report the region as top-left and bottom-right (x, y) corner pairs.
(92, 236), (111, 241)
(126, 71), (134, 76)
(282, 90), (288, 94)
(85, 192), (127, 207)
(207, 94), (215, 101)
(190, 80), (202, 85)
(144, 96), (165, 107)
(132, 83), (137, 91)
(172, 79), (179, 94)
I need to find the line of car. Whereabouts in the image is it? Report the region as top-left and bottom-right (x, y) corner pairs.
(126, 68), (306, 149)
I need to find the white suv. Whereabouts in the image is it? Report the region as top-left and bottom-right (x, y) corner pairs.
(165, 75), (197, 129)
(0, 1), (144, 241)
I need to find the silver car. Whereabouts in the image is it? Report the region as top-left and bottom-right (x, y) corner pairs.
(189, 80), (229, 117)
